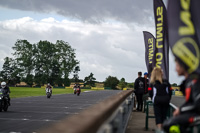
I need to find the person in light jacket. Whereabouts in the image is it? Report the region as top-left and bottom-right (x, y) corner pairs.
(148, 67), (172, 131)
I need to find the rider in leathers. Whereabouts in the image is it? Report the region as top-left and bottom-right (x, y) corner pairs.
(1, 82), (11, 106)
(163, 60), (200, 133)
(46, 83), (52, 94)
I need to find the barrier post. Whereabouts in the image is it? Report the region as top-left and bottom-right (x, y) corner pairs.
(145, 100), (155, 130)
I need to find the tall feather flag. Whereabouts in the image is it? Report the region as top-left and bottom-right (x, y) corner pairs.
(191, 0), (200, 44)
(143, 31), (156, 78)
(168, 0), (200, 74)
(153, 0), (169, 80)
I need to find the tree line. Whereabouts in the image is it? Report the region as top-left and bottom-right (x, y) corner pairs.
(0, 40), (79, 86)
(84, 74), (134, 89)
(0, 39), (135, 89)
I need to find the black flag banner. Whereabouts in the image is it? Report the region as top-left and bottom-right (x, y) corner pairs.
(191, 0), (200, 43)
(153, 0), (169, 80)
(143, 31), (156, 78)
(168, 0), (200, 74)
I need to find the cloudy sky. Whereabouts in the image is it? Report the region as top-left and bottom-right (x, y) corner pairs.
(0, 0), (184, 84)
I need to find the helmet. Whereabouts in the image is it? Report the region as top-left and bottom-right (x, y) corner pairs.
(169, 125), (181, 133)
(144, 72), (148, 75)
(1, 82), (6, 88)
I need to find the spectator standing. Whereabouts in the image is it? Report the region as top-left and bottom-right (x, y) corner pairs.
(148, 67), (172, 131)
(134, 71), (144, 111)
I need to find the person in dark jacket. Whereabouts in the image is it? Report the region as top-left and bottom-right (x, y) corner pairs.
(134, 71), (144, 111)
(148, 67), (172, 131)
(0, 82), (11, 106)
(163, 59), (200, 133)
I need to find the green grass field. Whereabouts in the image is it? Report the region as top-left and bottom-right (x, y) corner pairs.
(9, 87), (92, 98)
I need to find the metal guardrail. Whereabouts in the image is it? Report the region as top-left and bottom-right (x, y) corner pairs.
(145, 100), (155, 130)
(167, 103), (178, 118)
(38, 90), (134, 133)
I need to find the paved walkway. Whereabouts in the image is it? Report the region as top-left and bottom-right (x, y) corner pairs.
(125, 96), (184, 133)
(125, 107), (156, 133)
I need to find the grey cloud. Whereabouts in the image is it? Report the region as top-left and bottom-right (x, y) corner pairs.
(0, 0), (183, 84)
(0, 17), (148, 82)
(0, 0), (154, 25)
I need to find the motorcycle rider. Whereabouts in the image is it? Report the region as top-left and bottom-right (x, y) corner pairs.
(77, 85), (81, 92)
(0, 82), (11, 106)
(73, 84), (77, 93)
(163, 58), (200, 133)
(46, 83), (52, 94)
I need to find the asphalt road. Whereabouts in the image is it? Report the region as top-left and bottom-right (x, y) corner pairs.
(171, 95), (185, 107)
(0, 90), (121, 133)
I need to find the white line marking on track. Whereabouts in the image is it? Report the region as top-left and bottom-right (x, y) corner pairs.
(83, 91), (93, 92)
(0, 118), (57, 122)
(15, 111), (79, 114)
(22, 118), (29, 120)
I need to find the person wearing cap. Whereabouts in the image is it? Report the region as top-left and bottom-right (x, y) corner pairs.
(163, 58), (200, 133)
(134, 71), (144, 111)
(143, 72), (149, 112)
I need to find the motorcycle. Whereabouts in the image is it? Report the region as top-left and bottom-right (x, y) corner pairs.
(76, 88), (81, 96)
(165, 116), (200, 133)
(46, 88), (52, 98)
(0, 89), (9, 112)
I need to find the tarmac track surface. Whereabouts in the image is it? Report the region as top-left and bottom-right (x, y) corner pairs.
(0, 90), (121, 133)
(171, 95), (185, 107)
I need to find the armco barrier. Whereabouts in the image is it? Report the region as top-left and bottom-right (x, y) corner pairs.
(145, 100), (155, 130)
(167, 103), (178, 118)
(38, 90), (134, 133)
(91, 87), (104, 90)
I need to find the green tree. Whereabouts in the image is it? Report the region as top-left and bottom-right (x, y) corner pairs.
(64, 77), (71, 86)
(104, 76), (119, 89)
(127, 83), (134, 88)
(84, 73), (96, 87)
(0, 57), (20, 85)
(55, 40), (79, 79)
(24, 74), (34, 86)
(118, 78), (127, 90)
(72, 66), (80, 83)
(9, 39), (79, 86)
(34, 40), (57, 85)
(12, 40), (34, 79)
(0, 57), (13, 83)
(171, 83), (178, 87)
